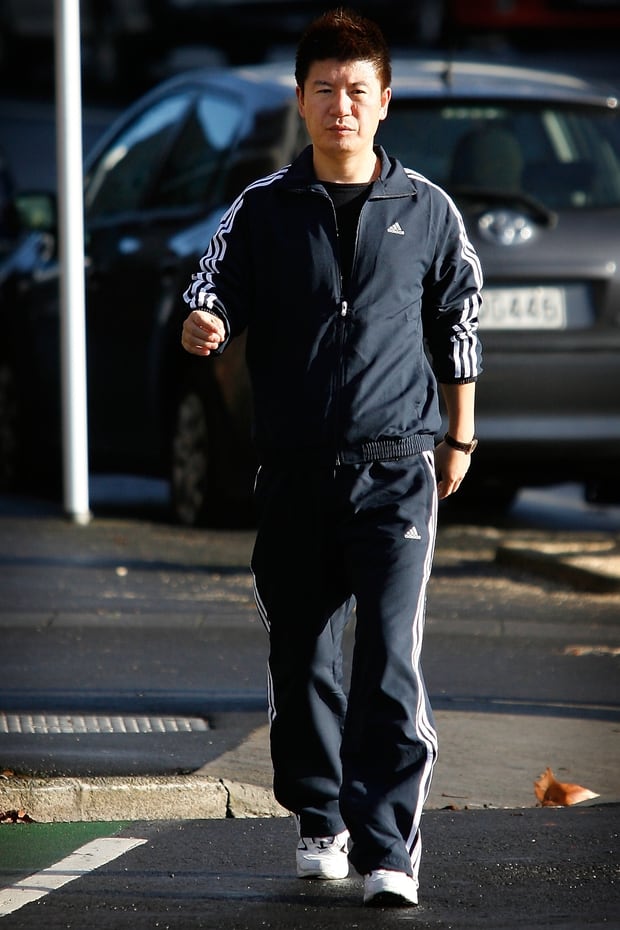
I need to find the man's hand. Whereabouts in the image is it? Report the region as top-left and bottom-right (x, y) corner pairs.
(434, 440), (472, 500)
(436, 382), (476, 499)
(181, 310), (226, 356)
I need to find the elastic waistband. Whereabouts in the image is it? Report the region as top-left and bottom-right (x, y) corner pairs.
(343, 434), (434, 463)
(258, 434), (435, 467)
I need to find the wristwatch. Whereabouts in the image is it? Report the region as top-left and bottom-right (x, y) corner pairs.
(443, 432), (478, 454)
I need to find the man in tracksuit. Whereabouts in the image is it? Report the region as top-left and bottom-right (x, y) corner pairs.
(182, 7), (483, 909)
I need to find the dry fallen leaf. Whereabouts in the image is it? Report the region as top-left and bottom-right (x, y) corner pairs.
(0, 809), (35, 823)
(534, 766), (599, 807)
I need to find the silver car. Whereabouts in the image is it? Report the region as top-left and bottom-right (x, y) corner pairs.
(376, 57), (620, 506)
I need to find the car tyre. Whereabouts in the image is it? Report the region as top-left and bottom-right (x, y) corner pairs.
(171, 384), (212, 526)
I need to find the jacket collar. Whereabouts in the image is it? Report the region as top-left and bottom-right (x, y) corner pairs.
(281, 145), (416, 198)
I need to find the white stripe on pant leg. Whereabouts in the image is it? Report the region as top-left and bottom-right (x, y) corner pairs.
(406, 450), (439, 879)
(252, 571), (270, 635)
(252, 572), (277, 726)
(413, 451), (440, 762)
(0, 837), (147, 918)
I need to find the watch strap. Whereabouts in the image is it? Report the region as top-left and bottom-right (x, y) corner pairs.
(443, 432), (478, 454)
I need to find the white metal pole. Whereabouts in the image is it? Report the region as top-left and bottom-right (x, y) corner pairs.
(54, 0), (91, 524)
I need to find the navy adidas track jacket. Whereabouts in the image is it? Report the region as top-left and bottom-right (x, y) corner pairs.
(183, 145), (483, 466)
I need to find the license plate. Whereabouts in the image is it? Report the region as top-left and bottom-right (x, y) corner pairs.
(479, 286), (566, 330)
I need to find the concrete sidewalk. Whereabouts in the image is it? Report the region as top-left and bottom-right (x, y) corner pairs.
(2, 706), (620, 822)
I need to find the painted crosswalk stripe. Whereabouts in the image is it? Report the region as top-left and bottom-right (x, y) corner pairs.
(0, 836), (147, 917)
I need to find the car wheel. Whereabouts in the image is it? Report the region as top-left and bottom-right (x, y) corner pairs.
(0, 358), (19, 491)
(171, 385), (211, 526)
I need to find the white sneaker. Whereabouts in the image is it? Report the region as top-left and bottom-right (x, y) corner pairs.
(296, 830), (350, 879)
(363, 869), (418, 906)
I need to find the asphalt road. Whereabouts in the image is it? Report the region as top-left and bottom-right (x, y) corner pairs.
(1, 482), (619, 804)
(1, 808), (618, 929)
(1, 483), (619, 928)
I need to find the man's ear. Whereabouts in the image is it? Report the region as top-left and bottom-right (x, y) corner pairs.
(380, 86), (392, 121)
(296, 85), (305, 118)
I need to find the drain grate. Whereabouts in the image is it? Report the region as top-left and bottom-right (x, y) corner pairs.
(0, 713), (209, 735)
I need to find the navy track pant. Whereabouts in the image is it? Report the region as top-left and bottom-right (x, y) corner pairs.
(251, 453), (438, 881)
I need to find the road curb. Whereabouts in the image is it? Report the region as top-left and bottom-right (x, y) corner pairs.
(0, 774), (289, 823)
(496, 541), (620, 593)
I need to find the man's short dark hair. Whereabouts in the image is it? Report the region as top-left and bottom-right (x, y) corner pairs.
(295, 7), (392, 91)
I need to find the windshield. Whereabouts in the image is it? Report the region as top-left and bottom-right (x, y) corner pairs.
(377, 102), (620, 209)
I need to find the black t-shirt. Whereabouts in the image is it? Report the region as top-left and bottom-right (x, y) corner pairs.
(322, 181), (373, 293)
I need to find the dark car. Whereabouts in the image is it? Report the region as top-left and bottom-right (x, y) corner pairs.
(0, 67), (307, 522)
(446, 0), (620, 37)
(155, 1), (445, 64)
(1, 56), (619, 524)
(0, 1), (444, 92)
(0, 0), (162, 91)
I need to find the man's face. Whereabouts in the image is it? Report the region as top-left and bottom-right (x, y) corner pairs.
(296, 58), (391, 163)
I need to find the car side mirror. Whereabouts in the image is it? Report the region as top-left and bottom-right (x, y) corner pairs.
(15, 191), (57, 233)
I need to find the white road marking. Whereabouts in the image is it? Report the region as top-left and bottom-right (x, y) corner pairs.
(0, 836), (147, 917)
(0, 713), (208, 734)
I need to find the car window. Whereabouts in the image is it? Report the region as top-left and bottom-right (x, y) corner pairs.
(148, 91), (245, 210)
(85, 93), (193, 218)
(378, 102), (620, 209)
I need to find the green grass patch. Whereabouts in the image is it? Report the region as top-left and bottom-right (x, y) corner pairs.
(0, 821), (128, 881)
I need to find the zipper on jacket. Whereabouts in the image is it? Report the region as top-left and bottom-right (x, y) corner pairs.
(319, 189), (347, 465)
(314, 186), (351, 465)
(348, 197), (369, 290)
(333, 295), (349, 468)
